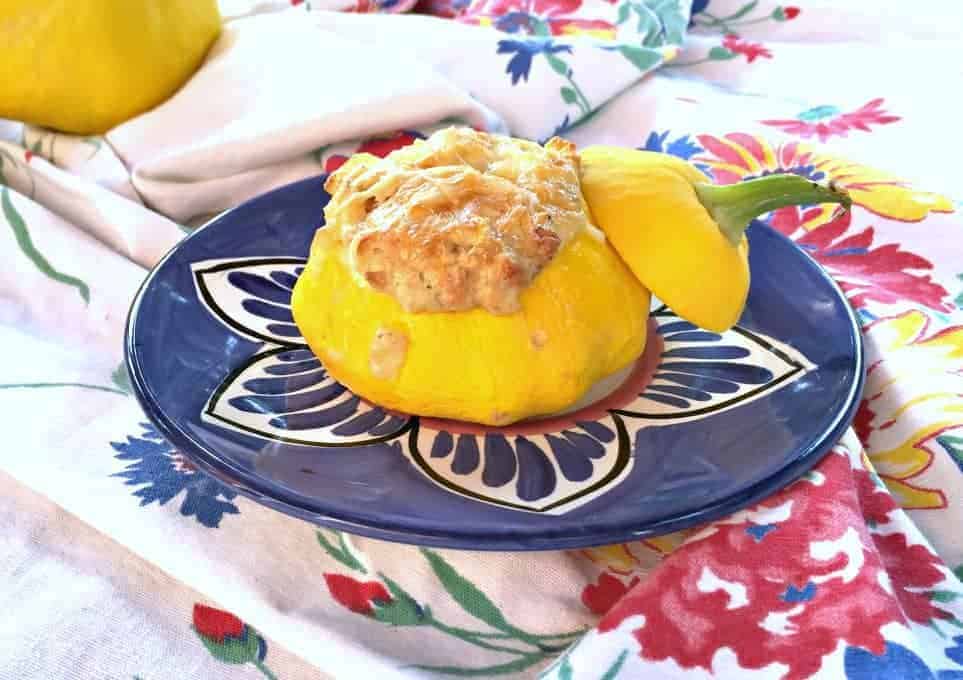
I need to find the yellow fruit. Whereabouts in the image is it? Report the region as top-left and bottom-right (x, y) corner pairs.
(579, 147), (851, 332)
(0, 1), (221, 134)
(292, 225), (650, 426)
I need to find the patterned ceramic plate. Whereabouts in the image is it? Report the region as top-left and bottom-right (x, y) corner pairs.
(126, 174), (864, 550)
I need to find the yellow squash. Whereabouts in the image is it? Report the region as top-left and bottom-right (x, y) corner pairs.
(0, 1), (222, 134)
(293, 224), (650, 426)
(293, 130), (851, 425)
(579, 147), (851, 332)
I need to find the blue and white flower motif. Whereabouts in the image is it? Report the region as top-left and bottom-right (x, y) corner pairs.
(188, 258), (814, 514)
(497, 38), (573, 85)
(111, 422), (240, 528)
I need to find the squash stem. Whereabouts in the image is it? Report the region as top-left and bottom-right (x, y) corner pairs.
(694, 174), (852, 246)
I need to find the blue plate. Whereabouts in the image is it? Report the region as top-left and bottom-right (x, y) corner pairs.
(126, 174), (864, 551)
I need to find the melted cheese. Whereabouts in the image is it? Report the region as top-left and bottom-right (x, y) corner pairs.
(322, 126), (589, 314)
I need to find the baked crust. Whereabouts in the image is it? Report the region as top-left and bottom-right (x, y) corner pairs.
(322, 127), (588, 314)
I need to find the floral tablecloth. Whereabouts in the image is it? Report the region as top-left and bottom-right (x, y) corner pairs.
(2, 1), (962, 678)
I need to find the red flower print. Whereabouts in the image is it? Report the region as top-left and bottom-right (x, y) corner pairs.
(598, 451), (919, 680)
(874, 532), (953, 624)
(761, 99), (901, 143)
(582, 572), (640, 616)
(193, 604), (246, 643)
(772, 5), (800, 20)
(768, 205), (953, 313)
(854, 466), (898, 526)
(324, 574), (392, 616)
(853, 398), (875, 443)
(192, 603), (273, 673)
(721, 34), (772, 63)
(460, 0), (616, 38)
(324, 131), (421, 174)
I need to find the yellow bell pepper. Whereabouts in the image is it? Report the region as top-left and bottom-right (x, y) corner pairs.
(579, 147), (851, 332)
(0, 1), (221, 134)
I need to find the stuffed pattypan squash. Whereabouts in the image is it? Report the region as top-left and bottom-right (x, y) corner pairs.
(292, 127), (850, 426)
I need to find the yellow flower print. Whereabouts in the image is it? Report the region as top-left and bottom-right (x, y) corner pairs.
(856, 310), (963, 509)
(578, 531), (689, 573)
(695, 133), (954, 224)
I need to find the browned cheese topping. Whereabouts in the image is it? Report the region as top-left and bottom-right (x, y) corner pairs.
(322, 126), (589, 314)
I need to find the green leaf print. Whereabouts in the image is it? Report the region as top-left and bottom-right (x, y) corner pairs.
(375, 573), (428, 626)
(616, 2), (631, 25)
(422, 548), (565, 651)
(544, 52), (570, 77)
(630, 3), (659, 44)
(316, 530), (368, 573)
(600, 650), (629, 679)
(955, 564), (963, 581)
(955, 274), (963, 309)
(111, 361), (132, 394)
(643, 0), (688, 44)
(421, 548), (515, 633)
(560, 87), (579, 104)
(937, 435), (963, 472)
(708, 46), (737, 60)
(558, 656), (573, 680)
(932, 590), (960, 603)
(2, 187), (90, 304)
(619, 45), (662, 71)
(195, 627), (261, 665)
(728, 0), (759, 21)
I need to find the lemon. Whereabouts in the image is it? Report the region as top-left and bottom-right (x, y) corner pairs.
(0, 1), (222, 134)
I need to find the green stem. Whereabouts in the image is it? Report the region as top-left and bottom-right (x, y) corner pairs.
(533, 628), (587, 640)
(254, 660), (278, 680)
(726, 16), (772, 26)
(664, 57), (713, 67)
(694, 174), (852, 246)
(566, 74), (592, 115)
(428, 619), (530, 655)
(693, 12), (733, 32)
(0, 382), (126, 395)
(426, 618), (575, 654)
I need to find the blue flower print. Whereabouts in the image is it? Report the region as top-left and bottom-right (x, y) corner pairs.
(946, 637), (963, 668)
(111, 423), (240, 528)
(642, 130), (704, 160)
(845, 642), (963, 680)
(497, 38), (573, 85)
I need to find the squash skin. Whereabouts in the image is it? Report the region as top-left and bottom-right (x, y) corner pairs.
(579, 147), (750, 333)
(292, 225), (650, 426)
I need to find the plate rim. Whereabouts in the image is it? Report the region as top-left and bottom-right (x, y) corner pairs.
(124, 173), (866, 551)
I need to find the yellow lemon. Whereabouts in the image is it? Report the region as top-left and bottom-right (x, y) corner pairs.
(0, 1), (221, 134)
